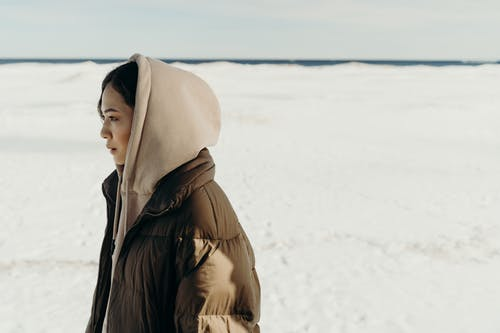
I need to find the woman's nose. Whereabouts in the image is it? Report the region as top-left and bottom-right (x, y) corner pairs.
(100, 123), (110, 139)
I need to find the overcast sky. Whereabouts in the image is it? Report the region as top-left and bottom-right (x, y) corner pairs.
(1, 0), (499, 60)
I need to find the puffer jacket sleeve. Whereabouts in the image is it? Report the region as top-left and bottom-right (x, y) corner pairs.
(173, 188), (260, 332)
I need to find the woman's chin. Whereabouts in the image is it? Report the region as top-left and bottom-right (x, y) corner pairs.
(113, 157), (125, 165)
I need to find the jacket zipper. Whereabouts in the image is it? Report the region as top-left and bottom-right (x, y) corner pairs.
(115, 200), (175, 260)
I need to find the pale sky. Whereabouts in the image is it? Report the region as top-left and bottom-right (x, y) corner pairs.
(1, 0), (500, 60)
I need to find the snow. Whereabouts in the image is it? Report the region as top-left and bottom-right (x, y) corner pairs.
(1, 61), (500, 332)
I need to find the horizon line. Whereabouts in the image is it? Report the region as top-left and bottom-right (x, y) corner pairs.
(0, 57), (499, 62)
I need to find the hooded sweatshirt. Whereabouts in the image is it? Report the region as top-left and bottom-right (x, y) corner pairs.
(102, 53), (221, 331)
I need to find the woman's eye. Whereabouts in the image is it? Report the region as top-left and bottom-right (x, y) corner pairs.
(109, 116), (118, 121)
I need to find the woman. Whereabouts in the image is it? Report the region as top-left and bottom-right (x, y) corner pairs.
(85, 53), (261, 333)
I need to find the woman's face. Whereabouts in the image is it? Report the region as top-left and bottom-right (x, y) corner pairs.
(100, 83), (134, 165)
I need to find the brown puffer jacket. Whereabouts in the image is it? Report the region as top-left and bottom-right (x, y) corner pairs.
(85, 148), (261, 332)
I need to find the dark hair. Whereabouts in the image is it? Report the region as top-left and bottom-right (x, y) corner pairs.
(97, 61), (138, 120)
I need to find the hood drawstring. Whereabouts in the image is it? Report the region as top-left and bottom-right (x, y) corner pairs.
(102, 170), (122, 333)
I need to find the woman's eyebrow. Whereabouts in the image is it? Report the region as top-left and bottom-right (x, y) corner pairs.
(103, 108), (120, 114)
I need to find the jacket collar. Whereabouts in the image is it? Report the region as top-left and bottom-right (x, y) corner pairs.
(101, 148), (215, 216)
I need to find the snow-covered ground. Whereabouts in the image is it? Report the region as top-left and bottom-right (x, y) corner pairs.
(1, 60), (500, 332)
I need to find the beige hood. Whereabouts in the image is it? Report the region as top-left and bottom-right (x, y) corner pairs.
(103, 53), (221, 331)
